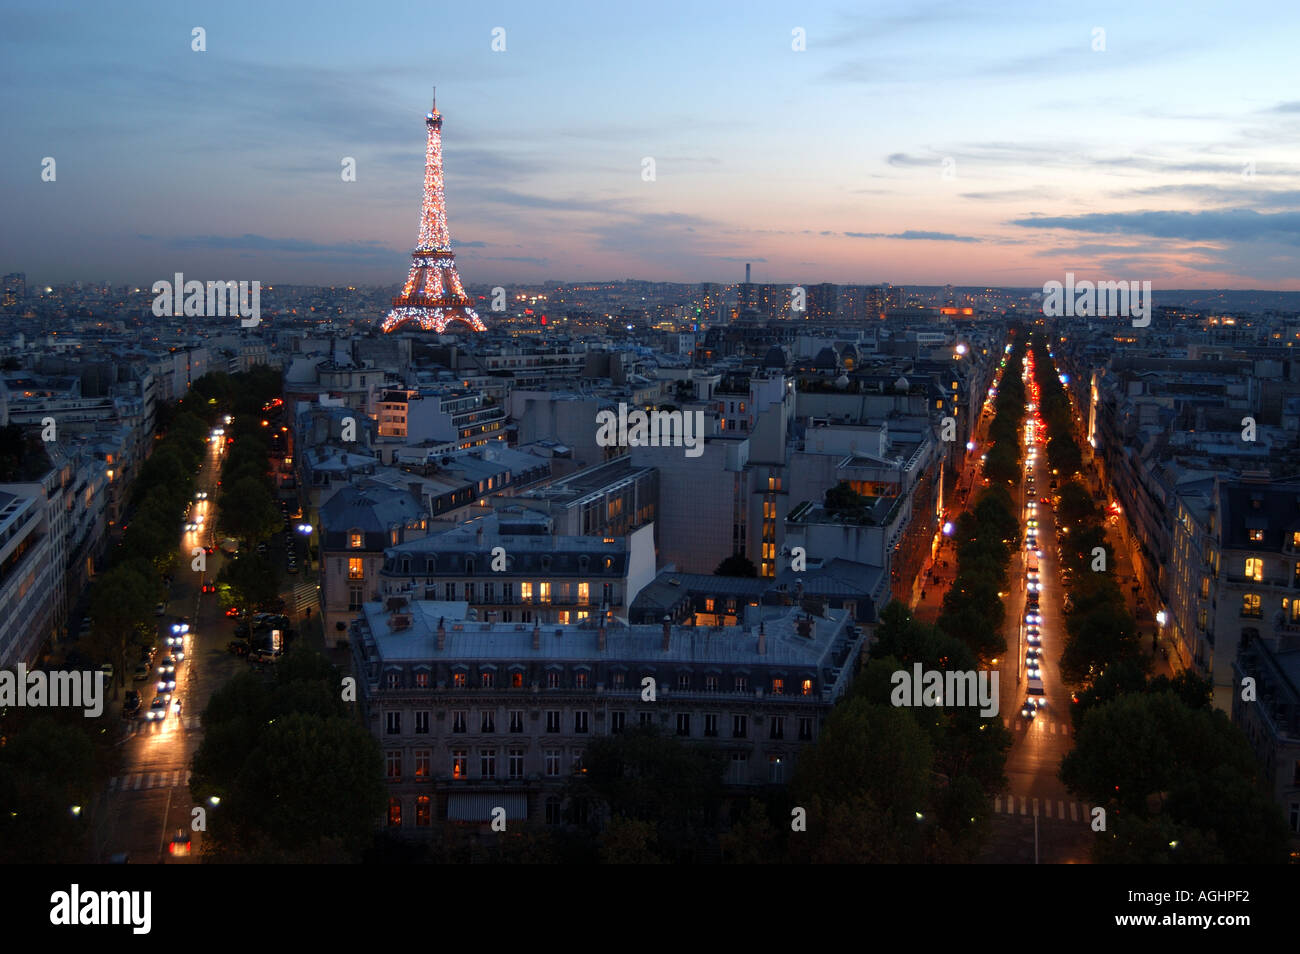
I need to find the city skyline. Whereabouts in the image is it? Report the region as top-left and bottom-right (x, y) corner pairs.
(4, 0), (1300, 289)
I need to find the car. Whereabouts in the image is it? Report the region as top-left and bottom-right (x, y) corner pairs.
(1041, 496), (1051, 505)
(171, 643), (185, 662)
(160, 655), (176, 670)
(167, 829), (192, 857)
(195, 491), (208, 500)
(202, 582), (216, 593)
(1026, 632), (1041, 646)
(133, 661), (151, 681)
(1026, 519), (1038, 530)
(228, 640), (249, 656)
(205, 545), (216, 555)
(154, 602), (166, 616)
(156, 677), (175, 698)
(147, 697), (169, 721)
(122, 690), (142, 718)
(225, 607), (241, 618)
(183, 522), (197, 532)
(1026, 611), (1041, 625)
(1020, 700), (1037, 719)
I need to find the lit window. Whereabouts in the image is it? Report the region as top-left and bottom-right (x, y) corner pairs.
(452, 750), (467, 779)
(348, 558), (364, 580)
(452, 672), (467, 688)
(539, 582), (551, 604)
(415, 796), (431, 827)
(414, 749), (430, 778)
(349, 531), (363, 549)
(802, 678), (813, 696)
(1242, 593), (1262, 617)
(521, 582), (534, 602)
(578, 582), (590, 604)
(385, 750), (401, 779)
(1245, 557), (1264, 582)
(1249, 530), (1264, 542)
(771, 678), (784, 695)
(388, 797), (402, 827)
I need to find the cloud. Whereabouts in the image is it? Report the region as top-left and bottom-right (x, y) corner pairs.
(141, 233), (399, 261)
(844, 230), (979, 243)
(719, 256), (767, 263)
(1010, 209), (1300, 245)
(452, 240), (488, 248)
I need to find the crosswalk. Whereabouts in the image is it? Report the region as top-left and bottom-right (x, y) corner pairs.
(123, 715), (201, 736)
(993, 794), (1095, 823)
(108, 769), (192, 793)
(1007, 717), (1070, 735)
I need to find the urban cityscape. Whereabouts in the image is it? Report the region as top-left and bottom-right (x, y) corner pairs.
(1, 0), (1296, 912)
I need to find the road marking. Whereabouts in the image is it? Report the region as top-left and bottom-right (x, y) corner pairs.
(1058, 800), (1066, 820)
(1019, 797), (1027, 816)
(132, 774), (144, 791)
(172, 769), (181, 788)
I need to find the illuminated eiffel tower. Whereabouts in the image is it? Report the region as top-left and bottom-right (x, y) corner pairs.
(382, 91), (486, 333)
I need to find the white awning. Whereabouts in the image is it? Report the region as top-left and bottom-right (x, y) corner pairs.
(446, 792), (528, 822)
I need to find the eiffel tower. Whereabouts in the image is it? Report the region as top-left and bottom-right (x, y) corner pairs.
(382, 91), (486, 333)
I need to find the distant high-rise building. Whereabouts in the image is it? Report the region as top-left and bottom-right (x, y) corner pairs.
(382, 92), (485, 334)
(2, 273), (25, 310)
(808, 283), (837, 321)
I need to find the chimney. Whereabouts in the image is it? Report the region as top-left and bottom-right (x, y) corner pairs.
(796, 614), (813, 640)
(532, 620), (541, 651)
(436, 616), (446, 650)
(758, 619), (766, 655)
(661, 615), (672, 652)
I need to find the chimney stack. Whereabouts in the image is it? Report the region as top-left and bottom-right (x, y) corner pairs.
(758, 619), (766, 655)
(661, 615), (672, 652)
(532, 620), (541, 651)
(436, 616), (446, 650)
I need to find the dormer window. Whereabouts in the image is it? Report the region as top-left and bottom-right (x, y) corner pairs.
(349, 529), (363, 549)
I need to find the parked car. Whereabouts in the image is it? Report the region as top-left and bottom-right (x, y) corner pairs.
(133, 661), (151, 681)
(154, 602), (166, 616)
(122, 690), (141, 718)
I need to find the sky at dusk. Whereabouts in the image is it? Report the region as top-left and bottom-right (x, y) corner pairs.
(3, 0), (1299, 289)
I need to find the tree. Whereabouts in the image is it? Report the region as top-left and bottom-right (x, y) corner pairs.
(219, 551), (282, 612)
(599, 816), (664, 864)
(87, 564), (155, 691)
(217, 476), (281, 549)
(577, 725), (725, 863)
(714, 553), (758, 578)
(825, 481), (872, 518)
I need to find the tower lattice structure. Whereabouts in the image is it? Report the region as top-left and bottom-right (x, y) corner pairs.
(382, 93), (485, 333)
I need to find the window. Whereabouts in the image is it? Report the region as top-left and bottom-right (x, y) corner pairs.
(545, 749), (561, 777)
(414, 749), (431, 778)
(678, 673), (691, 691)
(481, 710), (496, 733)
(386, 671), (401, 690)
(539, 582), (551, 604)
(480, 749), (497, 779)
(452, 710), (467, 733)
(385, 712), (401, 735)
(452, 672), (467, 688)
(415, 671), (429, 689)
(1200, 576), (1211, 600)
(768, 755), (784, 783)
(612, 672), (625, 690)
(574, 711), (589, 733)
(771, 678), (784, 695)
(385, 750), (402, 780)
(1242, 593), (1262, 618)
(509, 749), (525, 780)
(705, 675), (719, 692)
(445, 582), (457, 601)
(416, 795), (431, 827)
(769, 716), (785, 740)
(603, 583), (613, 605)
(1249, 529), (1265, 542)
(547, 671), (561, 689)
(546, 710), (561, 733)
(729, 753), (748, 783)
(704, 713), (718, 737)
(511, 671), (524, 689)
(545, 796), (562, 825)
(348, 584), (363, 611)
(611, 711), (626, 734)
(484, 582), (495, 602)
(578, 582), (590, 605)
(387, 797), (402, 827)
(732, 714), (747, 738)
(481, 671), (495, 689)
(1245, 557), (1264, 582)
(639, 711), (654, 727)
(802, 678), (813, 696)
(676, 713), (690, 737)
(414, 711), (430, 734)
(521, 582), (534, 603)
(350, 531), (363, 549)
(575, 671), (588, 689)
(798, 717), (813, 741)
(509, 710), (524, 733)
(348, 558), (364, 580)
(735, 675), (748, 693)
(503, 583), (513, 603)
